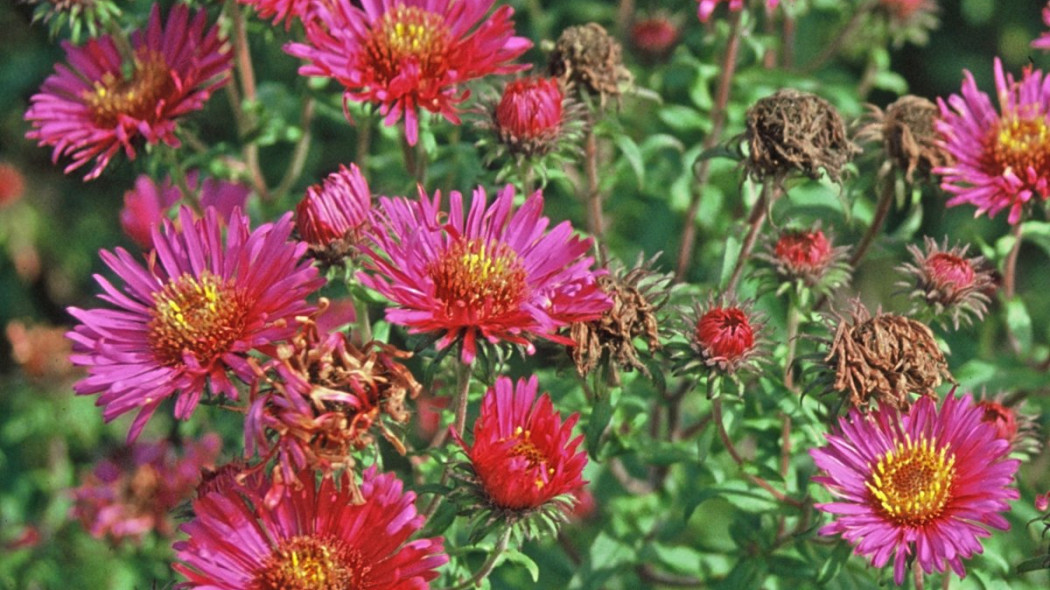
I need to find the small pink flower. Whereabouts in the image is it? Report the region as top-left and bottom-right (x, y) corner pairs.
(1032, 2), (1050, 51)
(120, 173), (250, 248)
(697, 0), (780, 23)
(295, 163), (372, 262)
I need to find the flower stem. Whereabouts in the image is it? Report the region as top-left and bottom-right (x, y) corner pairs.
(710, 383), (803, 508)
(441, 527), (512, 590)
(726, 182), (773, 294)
(1003, 221), (1024, 299)
(163, 146), (201, 213)
(583, 124), (608, 265)
(401, 130), (426, 186)
(783, 295), (800, 391)
(273, 97), (315, 201)
(676, 10), (743, 280)
(452, 359), (473, 439)
(850, 174), (896, 268)
(228, 3), (270, 201)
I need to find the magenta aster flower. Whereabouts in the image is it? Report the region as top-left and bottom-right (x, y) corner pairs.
(238, 0), (309, 28)
(455, 375), (587, 512)
(67, 206), (323, 441)
(811, 393), (1020, 585)
(120, 172), (250, 249)
(295, 163), (373, 262)
(361, 184), (611, 364)
(24, 4), (231, 180)
(174, 466), (447, 589)
(285, 0), (531, 145)
(936, 58), (1050, 224)
(697, 0), (780, 22)
(1033, 2), (1050, 51)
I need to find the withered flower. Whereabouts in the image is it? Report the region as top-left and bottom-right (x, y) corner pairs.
(6, 320), (77, 382)
(855, 95), (950, 183)
(896, 236), (994, 329)
(741, 89), (859, 185)
(246, 315), (421, 505)
(824, 301), (953, 409)
(569, 254), (672, 378)
(548, 23), (633, 108)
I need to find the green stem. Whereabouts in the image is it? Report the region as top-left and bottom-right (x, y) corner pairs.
(422, 359), (473, 520)
(726, 182), (773, 295)
(675, 10), (743, 281)
(1003, 221), (1024, 300)
(783, 295), (800, 392)
(163, 146), (200, 213)
(440, 528), (513, 590)
(273, 97), (315, 201)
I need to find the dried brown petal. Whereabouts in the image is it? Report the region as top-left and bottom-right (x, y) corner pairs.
(855, 95), (951, 183)
(548, 23), (633, 109)
(825, 301), (953, 409)
(742, 89), (859, 185)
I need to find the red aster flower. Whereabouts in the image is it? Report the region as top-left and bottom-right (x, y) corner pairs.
(682, 298), (765, 375)
(630, 16), (679, 61)
(775, 229), (831, 275)
(71, 434), (220, 543)
(494, 77), (565, 157)
(67, 206), (323, 441)
(811, 393), (1019, 585)
(286, 0), (531, 146)
(24, 4), (231, 180)
(455, 375), (587, 512)
(976, 393), (1042, 460)
(295, 163), (373, 264)
(120, 172), (250, 249)
(174, 466), (447, 589)
(936, 58), (1050, 224)
(361, 184), (611, 364)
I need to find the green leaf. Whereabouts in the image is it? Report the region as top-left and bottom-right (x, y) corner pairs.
(502, 549), (540, 582)
(817, 542), (852, 584)
(613, 134), (645, 189)
(586, 393), (614, 460)
(1005, 297), (1033, 352)
(720, 233), (741, 289)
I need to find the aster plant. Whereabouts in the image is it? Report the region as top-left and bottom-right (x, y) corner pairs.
(11, 0), (1050, 588)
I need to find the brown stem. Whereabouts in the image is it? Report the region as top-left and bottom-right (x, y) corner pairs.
(583, 125), (608, 265)
(726, 183), (773, 295)
(711, 395), (803, 508)
(781, 13), (796, 69)
(676, 11), (743, 280)
(230, 3), (271, 200)
(273, 97), (315, 201)
(1003, 221), (1024, 299)
(850, 175), (896, 268)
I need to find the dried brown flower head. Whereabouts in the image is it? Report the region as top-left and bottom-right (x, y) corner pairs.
(548, 23), (633, 108)
(742, 89), (859, 185)
(825, 301), (953, 409)
(247, 315), (421, 504)
(896, 236), (994, 329)
(855, 95), (951, 183)
(569, 254), (671, 378)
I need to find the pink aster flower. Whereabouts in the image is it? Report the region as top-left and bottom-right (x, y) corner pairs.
(455, 375), (587, 512)
(285, 0), (531, 145)
(361, 184), (611, 364)
(936, 58), (1050, 224)
(237, 0), (309, 28)
(174, 466), (447, 589)
(295, 163), (373, 263)
(120, 172), (250, 249)
(697, 0), (780, 23)
(24, 4), (231, 180)
(1033, 2), (1050, 51)
(67, 206), (323, 441)
(71, 434), (220, 543)
(811, 393), (1020, 585)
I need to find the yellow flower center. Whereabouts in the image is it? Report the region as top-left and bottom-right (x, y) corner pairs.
(987, 115), (1050, 180)
(507, 426), (554, 490)
(365, 5), (452, 83)
(148, 271), (248, 367)
(83, 50), (175, 128)
(429, 238), (528, 318)
(252, 535), (369, 590)
(866, 434), (956, 526)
